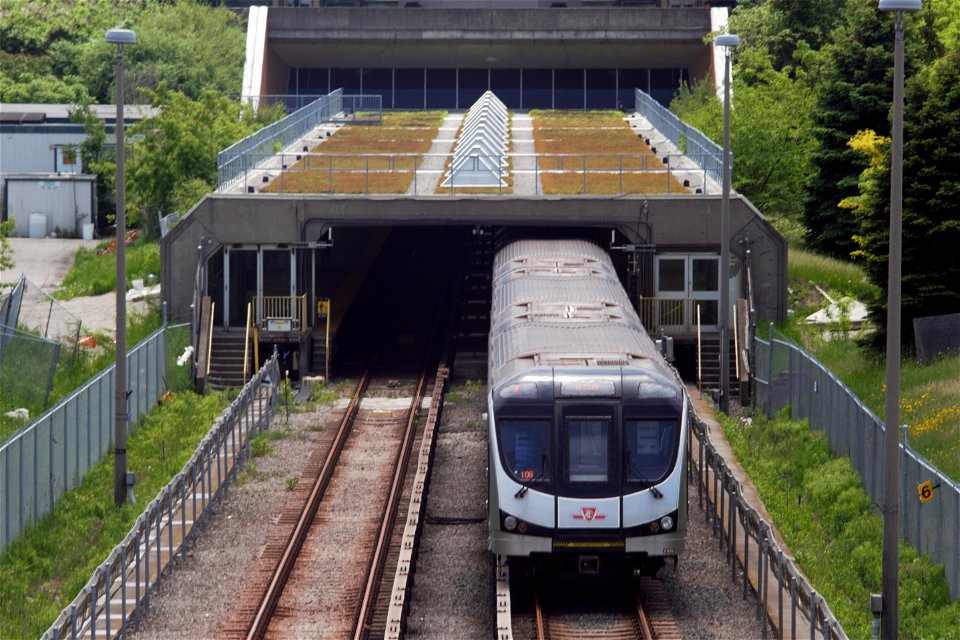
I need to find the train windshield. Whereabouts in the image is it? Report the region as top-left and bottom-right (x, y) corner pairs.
(624, 419), (678, 484)
(566, 418), (611, 483)
(499, 419), (552, 484)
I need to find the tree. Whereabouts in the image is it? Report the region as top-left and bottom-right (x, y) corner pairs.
(845, 46), (960, 350)
(671, 46), (816, 222)
(729, 0), (844, 72)
(125, 84), (278, 230)
(0, 1), (246, 104)
(801, 0), (900, 259)
(70, 104), (115, 231)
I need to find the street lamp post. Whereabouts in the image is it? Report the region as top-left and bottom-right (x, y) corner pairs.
(716, 33), (739, 414)
(106, 27), (136, 508)
(877, 1), (919, 637)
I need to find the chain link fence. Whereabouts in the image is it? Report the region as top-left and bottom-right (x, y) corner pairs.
(754, 325), (960, 599)
(0, 276), (67, 411)
(0, 323), (191, 553)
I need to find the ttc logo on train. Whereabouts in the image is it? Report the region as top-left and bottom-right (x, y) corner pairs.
(572, 507), (606, 522)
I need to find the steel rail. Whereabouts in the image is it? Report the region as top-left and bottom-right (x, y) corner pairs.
(245, 369), (372, 640)
(535, 593), (547, 640)
(636, 595), (655, 640)
(352, 366), (432, 640)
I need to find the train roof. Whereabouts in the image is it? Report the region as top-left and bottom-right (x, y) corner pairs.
(489, 239), (673, 388)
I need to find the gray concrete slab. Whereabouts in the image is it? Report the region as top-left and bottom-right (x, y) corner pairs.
(0, 237), (99, 289)
(410, 112), (464, 196)
(510, 112), (540, 196)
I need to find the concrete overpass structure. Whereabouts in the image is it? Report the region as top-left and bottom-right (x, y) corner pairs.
(161, 1), (785, 387)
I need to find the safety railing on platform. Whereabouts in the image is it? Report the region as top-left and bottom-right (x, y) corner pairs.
(229, 151), (716, 196)
(754, 325), (960, 599)
(687, 393), (848, 639)
(42, 352), (280, 640)
(635, 88), (726, 187)
(637, 296), (699, 334)
(255, 295), (308, 333)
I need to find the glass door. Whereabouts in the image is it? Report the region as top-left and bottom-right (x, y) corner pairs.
(654, 255), (722, 332)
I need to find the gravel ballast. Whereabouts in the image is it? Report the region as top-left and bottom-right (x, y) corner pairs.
(128, 379), (774, 639)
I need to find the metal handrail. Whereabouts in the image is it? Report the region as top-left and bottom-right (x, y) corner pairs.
(227, 150), (718, 196)
(243, 302), (252, 381)
(696, 303), (702, 392)
(42, 353), (281, 640)
(733, 302), (740, 381)
(255, 295), (308, 332)
(205, 302), (215, 379)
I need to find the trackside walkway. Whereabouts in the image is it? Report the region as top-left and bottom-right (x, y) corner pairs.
(687, 385), (838, 640)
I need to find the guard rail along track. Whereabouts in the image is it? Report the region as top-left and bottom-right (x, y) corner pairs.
(688, 387), (848, 640)
(42, 352), (282, 640)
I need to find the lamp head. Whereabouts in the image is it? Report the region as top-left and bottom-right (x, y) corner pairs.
(715, 34), (741, 48)
(105, 28), (137, 45)
(878, 0), (921, 11)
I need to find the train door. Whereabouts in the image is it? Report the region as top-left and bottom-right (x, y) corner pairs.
(555, 403), (621, 529)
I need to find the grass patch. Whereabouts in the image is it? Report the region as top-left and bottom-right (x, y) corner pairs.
(788, 338), (960, 480)
(261, 112), (446, 195)
(307, 379), (353, 407)
(55, 238), (160, 300)
(781, 249), (959, 480)
(787, 248), (879, 317)
(0, 389), (231, 638)
(540, 171), (686, 195)
(530, 110), (687, 194)
(721, 411), (960, 639)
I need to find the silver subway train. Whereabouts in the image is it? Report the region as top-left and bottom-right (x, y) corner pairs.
(487, 239), (688, 575)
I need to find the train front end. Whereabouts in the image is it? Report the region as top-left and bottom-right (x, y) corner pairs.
(488, 365), (687, 575)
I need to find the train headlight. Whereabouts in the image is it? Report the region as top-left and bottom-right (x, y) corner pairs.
(504, 515), (518, 531)
(660, 515), (674, 531)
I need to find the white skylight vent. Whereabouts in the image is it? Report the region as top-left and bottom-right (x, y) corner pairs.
(442, 91), (509, 188)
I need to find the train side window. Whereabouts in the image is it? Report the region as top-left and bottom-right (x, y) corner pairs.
(566, 419), (610, 483)
(499, 420), (551, 483)
(624, 420), (677, 484)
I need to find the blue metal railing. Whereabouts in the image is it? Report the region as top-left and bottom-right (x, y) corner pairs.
(217, 90), (344, 188)
(42, 352), (280, 640)
(217, 91), (385, 189)
(635, 88), (727, 186)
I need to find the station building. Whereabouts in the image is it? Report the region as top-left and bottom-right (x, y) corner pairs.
(161, 0), (785, 391)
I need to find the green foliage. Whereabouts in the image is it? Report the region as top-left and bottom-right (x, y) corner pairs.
(55, 238), (159, 299)
(308, 379), (352, 406)
(801, 0), (899, 258)
(125, 84), (276, 222)
(847, 44), (960, 350)
(729, 0), (844, 72)
(249, 434), (273, 458)
(0, 218), (14, 275)
(722, 413), (960, 638)
(0, 388), (229, 638)
(69, 104), (115, 226)
(671, 47), (816, 222)
(0, 0), (245, 104)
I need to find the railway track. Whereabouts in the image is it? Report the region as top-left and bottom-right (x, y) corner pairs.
(505, 563), (680, 640)
(228, 364), (444, 639)
(227, 229), (462, 639)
